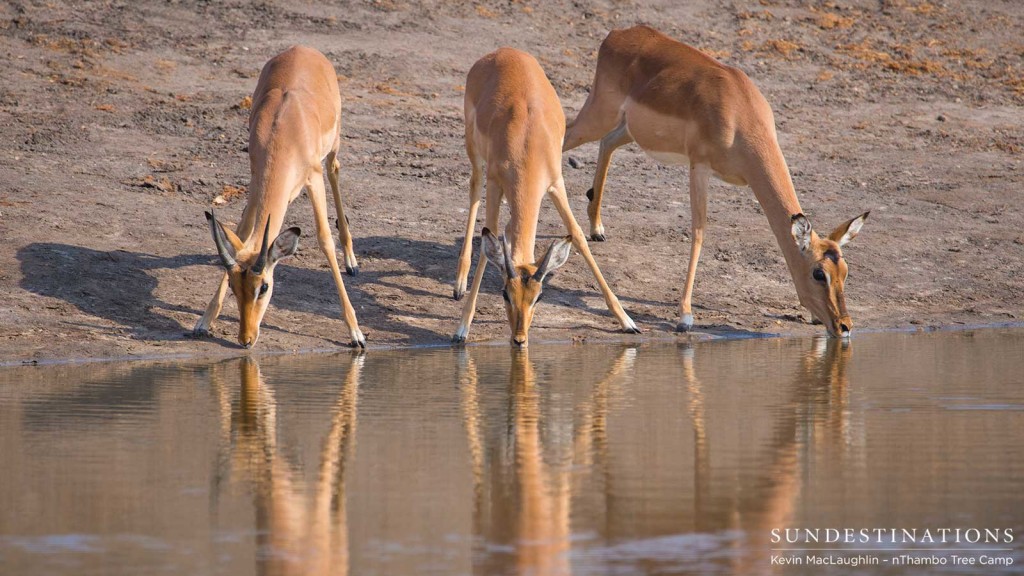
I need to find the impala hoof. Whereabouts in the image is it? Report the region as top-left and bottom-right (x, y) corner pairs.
(621, 316), (641, 334)
(348, 328), (366, 349)
(453, 287), (465, 301)
(591, 233), (606, 242)
(676, 314), (694, 333)
(452, 334), (466, 344)
(345, 265), (359, 277)
(190, 327), (212, 338)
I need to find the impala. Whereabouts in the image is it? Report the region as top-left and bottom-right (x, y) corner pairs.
(453, 47), (640, 346)
(193, 46), (364, 348)
(563, 26), (869, 338)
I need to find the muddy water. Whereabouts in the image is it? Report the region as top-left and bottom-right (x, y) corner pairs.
(0, 329), (1022, 575)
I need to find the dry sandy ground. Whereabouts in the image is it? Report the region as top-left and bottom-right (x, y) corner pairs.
(0, 0), (1021, 362)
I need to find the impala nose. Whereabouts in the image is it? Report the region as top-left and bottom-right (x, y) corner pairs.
(512, 336), (527, 348)
(840, 322), (851, 338)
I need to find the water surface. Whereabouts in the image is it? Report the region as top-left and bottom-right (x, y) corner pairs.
(1, 329), (1022, 575)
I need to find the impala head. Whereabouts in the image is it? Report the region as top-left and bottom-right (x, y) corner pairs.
(791, 211), (869, 339)
(206, 211), (300, 348)
(481, 228), (572, 348)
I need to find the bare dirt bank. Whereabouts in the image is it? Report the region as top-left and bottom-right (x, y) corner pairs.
(0, 0), (1021, 362)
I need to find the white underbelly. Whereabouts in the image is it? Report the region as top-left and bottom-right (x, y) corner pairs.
(644, 150), (690, 166)
(641, 149), (747, 186)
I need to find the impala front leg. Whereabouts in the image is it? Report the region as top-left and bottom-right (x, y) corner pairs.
(587, 119), (633, 241)
(454, 158), (484, 300)
(193, 272), (230, 336)
(549, 182), (640, 334)
(454, 179), (502, 343)
(678, 164), (709, 332)
(308, 173), (366, 348)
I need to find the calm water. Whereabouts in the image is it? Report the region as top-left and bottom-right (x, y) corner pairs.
(0, 329), (1022, 575)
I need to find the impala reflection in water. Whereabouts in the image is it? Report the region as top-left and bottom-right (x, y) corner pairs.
(0, 329), (1021, 575)
(217, 355), (361, 575)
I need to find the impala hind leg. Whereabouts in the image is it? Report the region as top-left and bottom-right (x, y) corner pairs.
(563, 72), (627, 153)
(454, 158), (484, 300)
(453, 178), (502, 343)
(326, 148), (358, 276)
(549, 181), (640, 334)
(678, 164), (710, 332)
(586, 119), (633, 241)
(308, 172), (365, 348)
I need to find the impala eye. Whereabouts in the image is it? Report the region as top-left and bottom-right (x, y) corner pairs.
(258, 283), (270, 297)
(502, 289), (510, 303)
(812, 268), (827, 283)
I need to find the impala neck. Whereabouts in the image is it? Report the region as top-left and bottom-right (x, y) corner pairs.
(504, 182), (546, 267)
(744, 143), (810, 300)
(243, 150), (304, 251)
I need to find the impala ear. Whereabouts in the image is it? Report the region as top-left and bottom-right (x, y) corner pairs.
(791, 213), (813, 253)
(206, 212), (244, 251)
(221, 226), (244, 251)
(481, 228), (511, 279)
(269, 227), (301, 265)
(206, 210), (243, 268)
(828, 211), (870, 247)
(533, 236), (572, 283)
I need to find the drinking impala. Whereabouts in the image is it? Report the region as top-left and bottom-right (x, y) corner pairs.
(564, 26), (869, 337)
(453, 48), (640, 347)
(194, 46), (365, 348)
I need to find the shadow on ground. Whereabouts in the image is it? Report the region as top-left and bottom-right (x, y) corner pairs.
(17, 243), (217, 342)
(18, 239), (771, 349)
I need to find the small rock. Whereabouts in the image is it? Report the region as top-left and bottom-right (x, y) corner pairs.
(568, 156), (582, 169)
(937, 114), (946, 122)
